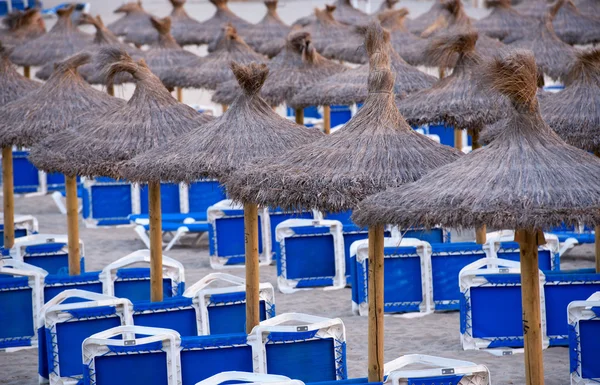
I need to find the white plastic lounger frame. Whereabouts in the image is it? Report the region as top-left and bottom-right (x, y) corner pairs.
(485, 230), (562, 270)
(83, 178), (140, 228)
(249, 313), (346, 379)
(568, 292), (600, 385)
(1, 214), (40, 233)
(208, 200), (271, 269)
(384, 354), (491, 385)
(51, 191), (82, 215)
(195, 372), (300, 385)
(276, 219), (346, 293)
(99, 250), (185, 298)
(133, 216), (204, 252)
(459, 257), (549, 355)
(82, 326), (182, 385)
(183, 273), (275, 334)
(352, 238), (433, 318)
(9, 234), (84, 260)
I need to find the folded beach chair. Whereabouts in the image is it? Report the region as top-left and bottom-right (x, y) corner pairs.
(99, 250), (185, 302)
(249, 313), (347, 383)
(43, 271), (103, 304)
(195, 372), (298, 385)
(38, 290), (133, 385)
(0, 213), (38, 248)
(8, 234), (85, 274)
(485, 230), (563, 270)
(568, 292), (600, 384)
(183, 273), (275, 334)
(208, 200), (271, 269)
(350, 238), (433, 317)
(0, 260), (46, 350)
(267, 208), (314, 263)
(82, 176), (140, 227)
(82, 326), (181, 385)
(384, 354), (491, 385)
(132, 297), (200, 337)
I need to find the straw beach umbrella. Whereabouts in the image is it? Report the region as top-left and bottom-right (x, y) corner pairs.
(405, 0), (447, 35)
(331, 0), (371, 26)
(169, 0), (204, 46)
(377, 0), (399, 14)
(474, 0), (532, 43)
(299, 6), (352, 53)
(224, 24), (461, 380)
(119, 61), (322, 329)
(10, 6), (91, 77)
(242, 0), (290, 58)
(107, 1), (157, 47)
(552, 0), (600, 45)
(0, 53), (124, 269)
(379, 9), (429, 67)
(353, 50), (600, 385)
(575, 0), (600, 17)
(28, 48), (212, 300)
(0, 8), (46, 51)
(514, 0), (550, 18)
(0, 42), (40, 248)
(194, 0), (251, 46)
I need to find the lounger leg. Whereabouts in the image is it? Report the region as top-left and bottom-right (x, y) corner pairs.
(2, 147), (14, 249)
(134, 225), (151, 249)
(52, 191), (68, 215)
(245, 203), (260, 333)
(368, 225), (385, 382)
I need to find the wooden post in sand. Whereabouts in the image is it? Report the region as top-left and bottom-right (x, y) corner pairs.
(515, 229), (545, 385)
(323, 105), (331, 135)
(2, 147), (14, 249)
(177, 87), (183, 102)
(244, 202), (260, 333)
(222, 104), (228, 114)
(23, 66), (30, 79)
(471, 131), (486, 244)
(65, 175), (81, 275)
(149, 181), (163, 302)
(107, 84), (115, 96)
(368, 224), (385, 382)
(454, 129), (462, 151)
(295, 108), (304, 126)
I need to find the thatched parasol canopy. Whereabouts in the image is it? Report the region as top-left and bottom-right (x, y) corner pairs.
(514, 0), (550, 18)
(291, 33), (436, 107)
(322, 25), (369, 64)
(107, 1), (157, 46)
(0, 8), (46, 49)
(193, 0), (251, 46)
(575, 0), (600, 17)
(0, 53), (124, 149)
(331, 0), (371, 26)
(28, 48), (212, 179)
(376, 0), (399, 14)
(398, 29), (508, 133)
(297, 6), (352, 53)
(378, 9), (429, 66)
(405, 0), (447, 35)
(169, 0), (204, 46)
(508, 2), (576, 80)
(242, 1), (290, 58)
(352, 49), (600, 231)
(552, 0), (600, 45)
(223, 22), (461, 213)
(9, 6), (92, 67)
(0, 42), (40, 106)
(162, 24), (265, 90)
(474, 0), (532, 43)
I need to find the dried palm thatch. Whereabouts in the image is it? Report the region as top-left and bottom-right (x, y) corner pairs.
(398, 29), (509, 133)
(107, 1), (157, 46)
(552, 0), (600, 45)
(321, 26), (368, 64)
(194, 0), (251, 46)
(222, 22), (461, 213)
(242, 1), (290, 58)
(119, 62), (321, 184)
(28, 48), (213, 178)
(353, 49), (600, 230)
(514, 0), (551, 18)
(508, 3), (577, 80)
(10, 6), (92, 67)
(297, 6), (352, 53)
(0, 8), (45, 49)
(331, 0), (371, 26)
(377, 0), (399, 14)
(0, 42), (40, 106)
(575, 0), (600, 17)
(162, 24), (265, 90)
(292, 32), (436, 107)
(0, 53), (124, 149)
(379, 9), (429, 66)
(474, 0), (532, 43)
(405, 0), (447, 35)
(169, 0), (204, 46)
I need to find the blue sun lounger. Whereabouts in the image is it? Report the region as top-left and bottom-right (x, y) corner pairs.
(99, 250), (185, 302)
(194, 372), (298, 385)
(9, 234), (85, 274)
(0, 214), (38, 249)
(384, 355), (491, 385)
(267, 209), (314, 263)
(82, 177), (140, 227)
(568, 292), (600, 384)
(183, 273), (275, 335)
(43, 271), (103, 303)
(485, 231), (562, 270)
(132, 297), (200, 337)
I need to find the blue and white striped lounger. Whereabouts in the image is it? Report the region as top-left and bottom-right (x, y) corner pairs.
(183, 273), (275, 334)
(384, 354), (491, 385)
(9, 234), (85, 274)
(568, 292), (600, 384)
(99, 250), (185, 302)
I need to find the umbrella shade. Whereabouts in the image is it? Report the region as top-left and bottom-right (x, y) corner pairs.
(162, 24), (265, 90)
(169, 0), (204, 46)
(10, 6), (92, 67)
(398, 29), (509, 133)
(28, 48), (213, 179)
(107, 1), (158, 46)
(552, 0), (600, 45)
(242, 0), (290, 58)
(223, 22), (461, 213)
(0, 42), (40, 106)
(378, 9), (430, 66)
(575, 0), (600, 17)
(331, 0), (371, 26)
(474, 0), (532, 43)
(508, 3), (577, 80)
(353, 49), (600, 231)
(514, 0), (551, 18)
(322, 26), (368, 64)
(0, 52), (124, 149)
(0, 8), (46, 49)
(194, 0), (251, 46)
(298, 6), (352, 53)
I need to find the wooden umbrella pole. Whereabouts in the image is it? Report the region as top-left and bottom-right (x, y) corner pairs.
(295, 108), (304, 126)
(323, 105), (331, 135)
(222, 104), (228, 113)
(107, 84), (115, 96)
(2, 147), (15, 249)
(516, 229), (545, 385)
(177, 87), (183, 102)
(244, 202), (260, 333)
(149, 181), (163, 302)
(454, 128), (462, 151)
(65, 175), (81, 275)
(471, 131), (486, 244)
(23, 66), (30, 79)
(367, 224), (385, 382)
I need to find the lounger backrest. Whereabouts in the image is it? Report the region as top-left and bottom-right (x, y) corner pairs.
(82, 177), (139, 226)
(11, 234), (85, 274)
